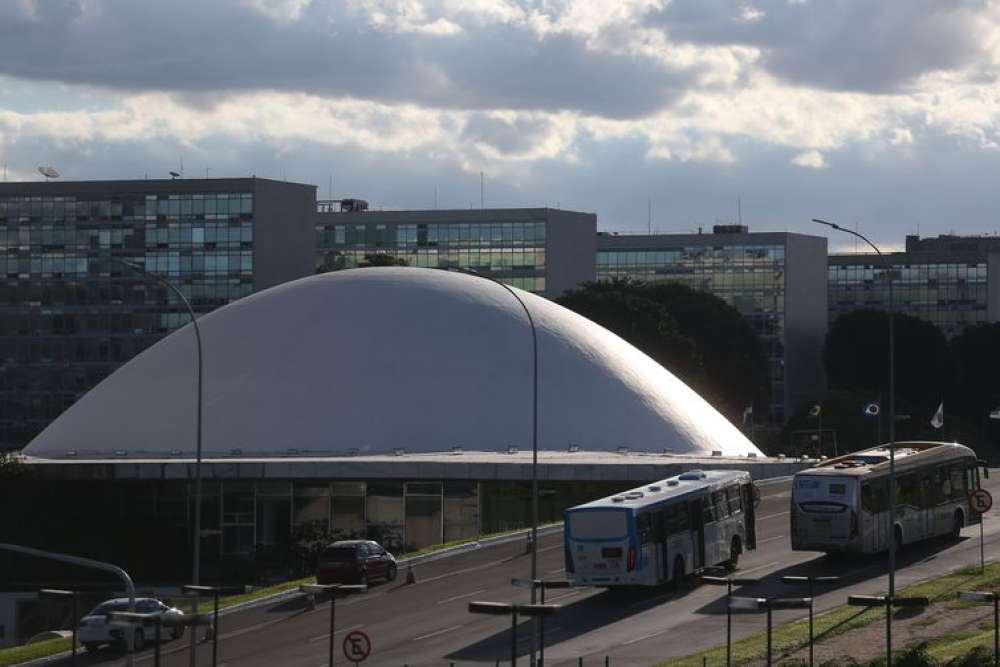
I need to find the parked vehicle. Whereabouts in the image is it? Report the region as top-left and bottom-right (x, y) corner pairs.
(791, 441), (987, 554)
(316, 540), (398, 586)
(564, 469), (758, 587)
(78, 597), (185, 652)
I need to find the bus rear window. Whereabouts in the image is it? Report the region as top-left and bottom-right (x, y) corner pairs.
(568, 510), (628, 540)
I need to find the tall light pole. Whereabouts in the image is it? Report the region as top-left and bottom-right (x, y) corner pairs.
(445, 266), (539, 663)
(108, 257), (205, 664)
(812, 219), (897, 658)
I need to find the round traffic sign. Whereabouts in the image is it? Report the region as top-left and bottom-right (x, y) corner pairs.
(343, 629), (372, 663)
(970, 489), (993, 514)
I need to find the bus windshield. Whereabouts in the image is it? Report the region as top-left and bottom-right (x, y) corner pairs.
(568, 510), (628, 540)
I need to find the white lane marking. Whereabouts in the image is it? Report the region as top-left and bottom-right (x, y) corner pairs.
(759, 511), (790, 521)
(437, 588), (487, 605)
(416, 558), (507, 586)
(309, 624), (363, 642)
(735, 560), (782, 575)
(545, 568), (565, 575)
(413, 624), (464, 641)
(757, 535), (786, 545)
(622, 628), (671, 646)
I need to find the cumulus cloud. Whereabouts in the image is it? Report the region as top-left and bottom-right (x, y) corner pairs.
(791, 149), (825, 168)
(648, 0), (991, 93)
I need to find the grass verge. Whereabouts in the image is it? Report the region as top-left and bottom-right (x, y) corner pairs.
(0, 638), (70, 667)
(660, 560), (1000, 667)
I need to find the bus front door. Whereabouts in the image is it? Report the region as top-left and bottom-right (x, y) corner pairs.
(690, 499), (705, 570)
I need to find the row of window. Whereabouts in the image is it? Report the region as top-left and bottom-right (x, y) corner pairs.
(830, 263), (987, 281)
(636, 483), (746, 543)
(0, 193), (253, 221)
(860, 461), (976, 513)
(316, 222), (547, 248)
(2, 221), (254, 250)
(597, 246), (786, 266)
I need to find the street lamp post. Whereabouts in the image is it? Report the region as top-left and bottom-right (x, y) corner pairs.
(811, 219), (896, 601)
(445, 266), (540, 663)
(108, 257), (205, 666)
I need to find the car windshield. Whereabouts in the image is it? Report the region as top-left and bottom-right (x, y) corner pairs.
(323, 546), (356, 561)
(90, 601), (131, 615)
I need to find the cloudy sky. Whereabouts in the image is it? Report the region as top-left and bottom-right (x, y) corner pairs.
(2, 0), (1000, 249)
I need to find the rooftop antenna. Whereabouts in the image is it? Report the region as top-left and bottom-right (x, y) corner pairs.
(37, 166), (60, 181)
(328, 173), (333, 200)
(738, 196), (742, 226)
(179, 157), (184, 177)
(480, 171), (484, 210)
(648, 199), (652, 234)
(434, 186), (438, 209)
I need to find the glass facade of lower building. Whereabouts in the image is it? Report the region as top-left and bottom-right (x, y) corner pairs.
(596, 242), (788, 422)
(0, 189), (256, 449)
(829, 259), (989, 337)
(315, 219), (548, 293)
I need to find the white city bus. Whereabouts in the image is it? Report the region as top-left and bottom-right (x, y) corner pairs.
(790, 441), (988, 554)
(564, 470), (757, 587)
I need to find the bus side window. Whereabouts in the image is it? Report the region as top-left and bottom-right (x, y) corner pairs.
(861, 484), (875, 513)
(702, 497), (717, 525)
(726, 484), (742, 515)
(950, 464), (968, 500)
(712, 491), (729, 519)
(670, 503), (690, 534)
(920, 473), (937, 509)
(897, 475), (919, 507)
(862, 479), (887, 513)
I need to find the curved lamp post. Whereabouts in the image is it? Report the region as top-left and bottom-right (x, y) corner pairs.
(445, 266), (539, 663)
(811, 219), (897, 658)
(108, 257), (205, 665)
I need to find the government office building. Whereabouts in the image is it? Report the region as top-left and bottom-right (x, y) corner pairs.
(595, 226), (829, 425)
(829, 234), (1000, 337)
(314, 204), (597, 298)
(0, 178), (317, 450)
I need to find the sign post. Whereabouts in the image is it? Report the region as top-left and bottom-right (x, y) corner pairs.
(970, 489), (993, 573)
(342, 629), (371, 666)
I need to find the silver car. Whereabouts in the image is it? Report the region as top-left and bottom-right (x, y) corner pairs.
(77, 597), (185, 652)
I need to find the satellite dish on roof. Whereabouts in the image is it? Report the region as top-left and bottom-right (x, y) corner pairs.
(169, 171), (181, 179)
(37, 166), (60, 180)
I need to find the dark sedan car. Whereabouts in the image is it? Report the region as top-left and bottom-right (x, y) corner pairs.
(316, 540), (397, 586)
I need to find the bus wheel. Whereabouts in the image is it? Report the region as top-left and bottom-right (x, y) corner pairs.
(673, 556), (687, 590)
(951, 510), (964, 539)
(726, 536), (742, 570)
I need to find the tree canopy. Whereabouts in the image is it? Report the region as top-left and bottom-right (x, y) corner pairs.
(557, 279), (766, 423)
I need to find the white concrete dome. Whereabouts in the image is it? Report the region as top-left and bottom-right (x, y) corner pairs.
(23, 268), (763, 459)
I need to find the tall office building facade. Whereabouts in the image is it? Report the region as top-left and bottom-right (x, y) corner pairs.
(596, 226), (828, 424)
(314, 206), (597, 298)
(0, 178), (316, 450)
(829, 234), (1000, 338)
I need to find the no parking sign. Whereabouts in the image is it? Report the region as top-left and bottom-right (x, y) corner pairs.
(970, 488), (993, 514)
(343, 629), (372, 665)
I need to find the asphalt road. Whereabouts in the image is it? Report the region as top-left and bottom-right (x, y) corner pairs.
(58, 473), (1000, 667)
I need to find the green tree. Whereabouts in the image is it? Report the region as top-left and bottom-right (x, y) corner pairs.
(557, 279), (767, 423)
(359, 253), (408, 267)
(642, 282), (768, 418)
(557, 280), (702, 380)
(0, 450), (26, 479)
(824, 309), (955, 434)
(950, 323), (1000, 457)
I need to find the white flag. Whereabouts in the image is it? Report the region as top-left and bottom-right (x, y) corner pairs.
(930, 402), (944, 429)
(990, 407), (1000, 420)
